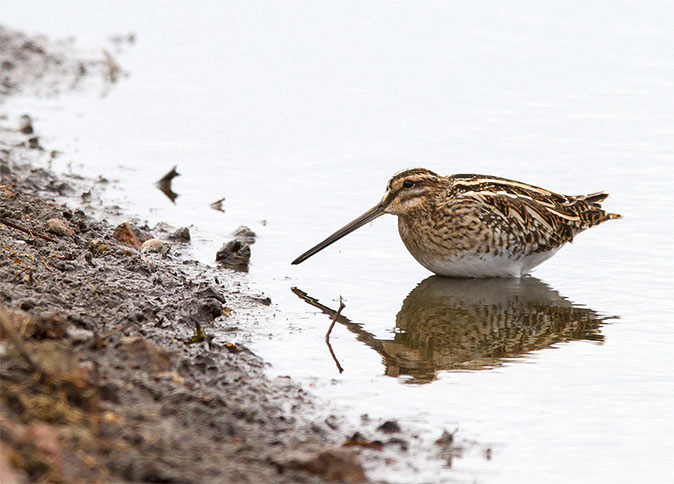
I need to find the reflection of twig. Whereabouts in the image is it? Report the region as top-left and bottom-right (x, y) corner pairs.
(326, 338), (344, 374)
(325, 296), (345, 340)
(0, 217), (56, 242)
(324, 297), (345, 374)
(291, 287), (384, 353)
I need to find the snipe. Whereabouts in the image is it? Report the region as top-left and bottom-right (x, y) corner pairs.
(292, 168), (621, 277)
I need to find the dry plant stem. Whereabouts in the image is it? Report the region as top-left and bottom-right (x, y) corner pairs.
(325, 296), (345, 341)
(0, 216), (57, 242)
(0, 307), (40, 371)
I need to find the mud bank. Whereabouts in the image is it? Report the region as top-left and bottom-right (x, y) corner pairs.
(0, 147), (369, 483)
(0, 25), (463, 483)
(0, 25), (369, 484)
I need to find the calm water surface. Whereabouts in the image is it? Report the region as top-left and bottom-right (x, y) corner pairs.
(4, 2), (674, 482)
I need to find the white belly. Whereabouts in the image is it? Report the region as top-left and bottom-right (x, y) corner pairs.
(416, 249), (561, 278)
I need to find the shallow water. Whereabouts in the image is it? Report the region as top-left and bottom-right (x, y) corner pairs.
(4, 2), (674, 482)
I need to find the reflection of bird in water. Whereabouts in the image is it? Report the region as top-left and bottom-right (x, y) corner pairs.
(292, 168), (621, 277)
(386, 276), (610, 382)
(293, 276), (613, 384)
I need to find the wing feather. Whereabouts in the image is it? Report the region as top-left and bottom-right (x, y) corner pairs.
(450, 175), (618, 251)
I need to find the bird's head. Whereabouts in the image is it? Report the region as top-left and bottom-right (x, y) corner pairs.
(291, 168), (441, 265)
(380, 168), (441, 216)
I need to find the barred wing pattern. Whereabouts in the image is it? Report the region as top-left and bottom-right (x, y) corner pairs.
(449, 175), (621, 253)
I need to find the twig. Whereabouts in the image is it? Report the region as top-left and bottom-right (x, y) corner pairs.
(292, 287), (385, 354)
(0, 217), (57, 242)
(325, 296), (345, 341)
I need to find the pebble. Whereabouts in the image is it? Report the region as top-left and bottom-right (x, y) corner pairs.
(141, 238), (170, 255)
(66, 327), (94, 344)
(232, 225), (256, 244)
(88, 238), (111, 257)
(377, 420), (401, 434)
(112, 222), (142, 247)
(45, 218), (74, 236)
(216, 239), (251, 265)
(167, 227), (191, 242)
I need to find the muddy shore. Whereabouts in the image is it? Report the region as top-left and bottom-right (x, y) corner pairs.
(0, 25), (463, 484)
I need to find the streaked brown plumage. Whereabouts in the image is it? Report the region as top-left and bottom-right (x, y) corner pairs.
(292, 277), (611, 382)
(292, 168), (621, 277)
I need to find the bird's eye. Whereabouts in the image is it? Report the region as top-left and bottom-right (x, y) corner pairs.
(402, 180), (415, 189)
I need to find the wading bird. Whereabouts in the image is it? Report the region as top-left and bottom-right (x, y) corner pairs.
(291, 168), (621, 277)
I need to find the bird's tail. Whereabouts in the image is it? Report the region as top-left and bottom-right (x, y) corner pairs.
(573, 191), (622, 225)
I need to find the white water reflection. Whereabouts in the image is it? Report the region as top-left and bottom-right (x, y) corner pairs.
(3, 1), (674, 483)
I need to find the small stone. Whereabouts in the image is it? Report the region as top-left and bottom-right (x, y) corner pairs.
(377, 420), (401, 434)
(198, 298), (224, 320)
(256, 296), (272, 306)
(88, 238), (111, 257)
(112, 222), (142, 248)
(119, 337), (174, 373)
(141, 238), (170, 255)
(66, 327), (94, 344)
(435, 430), (455, 448)
(215, 239), (251, 266)
(232, 225), (256, 244)
(19, 114), (33, 134)
(167, 227), (191, 242)
(24, 313), (68, 340)
(325, 415), (339, 430)
(45, 218), (74, 236)
(284, 448), (366, 483)
(197, 286), (226, 303)
(224, 342), (242, 353)
(28, 136), (42, 150)
(386, 437), (409, 451)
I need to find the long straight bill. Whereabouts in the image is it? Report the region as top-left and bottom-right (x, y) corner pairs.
(291, 203), (385, 265)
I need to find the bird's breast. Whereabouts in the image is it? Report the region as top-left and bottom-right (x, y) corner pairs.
(396, 215), (559, 277)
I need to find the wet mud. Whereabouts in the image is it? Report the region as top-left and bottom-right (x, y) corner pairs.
(0, 131), (362, 483)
